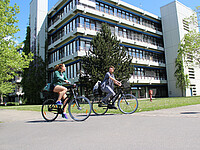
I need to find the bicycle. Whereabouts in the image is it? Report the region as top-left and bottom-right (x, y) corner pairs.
(92, 82), (138, 115)
(41, 84), (91, 122)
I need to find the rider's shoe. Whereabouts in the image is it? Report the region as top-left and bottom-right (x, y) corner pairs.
(62, 113), (68, 119)
(101, 100), (108, 105)
(55, 100), (63, 105)
(108, 104), (117, 109)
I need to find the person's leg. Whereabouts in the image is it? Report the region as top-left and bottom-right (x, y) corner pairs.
(101, 86), (115, 103)
(62, 94), (68, 113)
(53, 85), (67, 103)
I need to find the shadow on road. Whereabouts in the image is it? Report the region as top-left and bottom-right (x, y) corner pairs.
(26, 119), (74, 123)
(180, 112), (200, 115)
(89, 113), (122, 117)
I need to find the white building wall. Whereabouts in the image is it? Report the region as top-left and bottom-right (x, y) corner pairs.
(30, 0), (48, 60)
(161, 0), (200, 97)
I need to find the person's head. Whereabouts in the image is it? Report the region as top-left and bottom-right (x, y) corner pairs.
(109, 66), (115, 74)
(54, 63), (66, 72)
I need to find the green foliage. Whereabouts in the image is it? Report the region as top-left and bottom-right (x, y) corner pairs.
(23, 26), (30, 55)
(179, 30), (200, 65)
(0, 0), (33, 100)
(21, 56), (46, 104)
(174, 9), (200, 96)
(174, 50), (190, 96)
(81, 23), (133, 90)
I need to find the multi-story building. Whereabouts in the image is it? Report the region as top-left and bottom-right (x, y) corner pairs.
(30, 0), (199, 98)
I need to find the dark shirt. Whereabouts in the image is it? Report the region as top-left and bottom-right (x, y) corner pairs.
(52, 71), (68, 86)
(101, 72), (115, 90)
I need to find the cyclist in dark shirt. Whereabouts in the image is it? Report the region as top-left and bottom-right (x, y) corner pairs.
(101, 66), (121, 109)
(50, 63), (70, 119)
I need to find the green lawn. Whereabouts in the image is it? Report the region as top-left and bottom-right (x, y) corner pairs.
(0, 96), (199, 114)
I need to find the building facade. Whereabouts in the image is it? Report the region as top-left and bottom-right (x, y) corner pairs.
(30, 0), (199, 98)
(161, 1), (200, 97)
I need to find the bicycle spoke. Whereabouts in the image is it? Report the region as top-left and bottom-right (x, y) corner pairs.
(118, 94), (138, 114)
(68, 96), (91, 121)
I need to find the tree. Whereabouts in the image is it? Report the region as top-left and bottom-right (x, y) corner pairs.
(180, 6), (200, 65)
(21, 56), (46, 104)
(81, 23), (133, 93)
(174, 50), (190, 97)
(21, 26), (47, 104)
(0, 0), (33, 103)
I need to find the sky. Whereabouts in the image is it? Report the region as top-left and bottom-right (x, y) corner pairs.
(10, 0), (199, 44)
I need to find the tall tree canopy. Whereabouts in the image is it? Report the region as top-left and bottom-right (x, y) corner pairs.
(0, 0), (33, 102)
(81, 23), (133, 90)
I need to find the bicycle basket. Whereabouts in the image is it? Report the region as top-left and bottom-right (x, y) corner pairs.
(121, 80), (131, 89)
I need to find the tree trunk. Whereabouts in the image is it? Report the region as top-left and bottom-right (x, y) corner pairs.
(1, 94), (3, 104)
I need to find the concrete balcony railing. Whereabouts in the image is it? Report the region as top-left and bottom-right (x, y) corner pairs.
(132, 57), (166, 67)
(129, 76), (167, 84)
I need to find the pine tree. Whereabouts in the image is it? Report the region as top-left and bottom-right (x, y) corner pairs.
(81, 23), (133, 91)
(21, 26), (46, 104)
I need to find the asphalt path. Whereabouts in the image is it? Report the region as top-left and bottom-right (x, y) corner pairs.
(0, 104), (200, 150)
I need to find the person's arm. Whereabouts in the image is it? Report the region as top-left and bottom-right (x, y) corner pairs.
(108, 75), (121, 86)
(63, 72), (71, 83)
(55, 71), (65, 82)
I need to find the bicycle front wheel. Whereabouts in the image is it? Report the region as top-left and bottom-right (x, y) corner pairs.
(92, 96), (108, 115)
(68, 96), (91, 121)
(41, 99), (59, 121)
(118, 94), (138, 114)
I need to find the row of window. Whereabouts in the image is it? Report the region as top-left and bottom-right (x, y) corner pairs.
(133, 67), (166, 80)
(49, 16), (163, 47)
(48, 0), (77, 27)
(48, 62), (81, 82)
(48, 39), (91, 64)
(48, 0), (162, 32)
(118, 27), (163, 47)
(126, 48), (165, 63)
(96, 1), (162, 31)
(48, 38), (165, 65)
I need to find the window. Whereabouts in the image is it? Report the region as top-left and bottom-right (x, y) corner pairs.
(122, 11), (125, 19)
(91, 20), (95, 30)
(118, 10), (121, 18)
(100, 3), (104, 12)
(80, 17), (84, 28)
(123, 29), (127, 38)
(85, 18), (90, 29)
(114, 8), (117, 16)
(96, 2), (100, 11)
(76, 39), (80, 51)
(105, 5), (109, 14)
(126, 12), (129, 20)
(109, 7), (114, 15)
(80, 40), (85, 50)
(86, 41), (90, 51)
(118, 28), (122, 37)
(73, 19), (76, 31)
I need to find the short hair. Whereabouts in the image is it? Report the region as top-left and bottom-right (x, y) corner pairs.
(110, 65), (115, 69)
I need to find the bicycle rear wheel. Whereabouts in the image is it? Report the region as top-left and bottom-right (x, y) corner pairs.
(41, 99), (59, 121)
(92, 96), (108, 115)
(68, 96), (91, 121)
(118, 94), (138, 114)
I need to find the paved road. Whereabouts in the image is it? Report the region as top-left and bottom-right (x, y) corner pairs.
(0, 105), (200, 150)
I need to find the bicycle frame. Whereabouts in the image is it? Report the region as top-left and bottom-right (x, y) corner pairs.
(58, 84), (79, 114)
(108, 87), (124, 104)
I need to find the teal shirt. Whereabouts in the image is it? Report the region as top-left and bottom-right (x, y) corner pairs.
(52, 71), (68, 86)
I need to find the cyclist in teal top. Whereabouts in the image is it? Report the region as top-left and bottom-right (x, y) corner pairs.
(50, 63), (71, 119)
